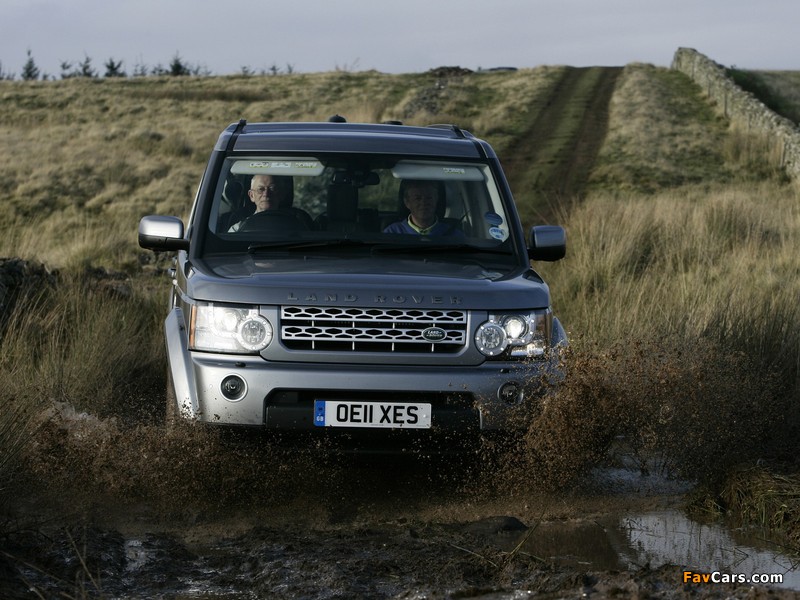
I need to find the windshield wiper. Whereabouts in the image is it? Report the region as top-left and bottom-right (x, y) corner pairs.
(248, 239), (373, 253)
(247, 239), (514, 257)
(372, 242), (514, 256)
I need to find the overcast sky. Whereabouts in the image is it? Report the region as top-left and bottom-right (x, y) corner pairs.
(1, 0), (797, 78)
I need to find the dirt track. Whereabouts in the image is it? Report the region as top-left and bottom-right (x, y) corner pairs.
(503, 66), (622, 225)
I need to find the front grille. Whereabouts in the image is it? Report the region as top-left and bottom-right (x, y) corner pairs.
(280, 305), (468, 353)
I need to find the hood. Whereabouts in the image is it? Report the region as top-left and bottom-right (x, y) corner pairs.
(183, 255), (551, 310)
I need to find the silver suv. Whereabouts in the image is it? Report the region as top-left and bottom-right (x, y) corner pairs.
(138, 119), (567, 449)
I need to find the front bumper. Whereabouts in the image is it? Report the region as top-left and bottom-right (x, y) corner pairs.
(165, 309), (562, 433)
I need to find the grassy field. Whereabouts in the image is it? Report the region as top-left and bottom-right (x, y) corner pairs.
(729, 68), (800, 125)
(1, 64), (799, 541)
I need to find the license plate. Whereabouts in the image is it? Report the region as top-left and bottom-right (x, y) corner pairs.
(314, 400), (431, 429)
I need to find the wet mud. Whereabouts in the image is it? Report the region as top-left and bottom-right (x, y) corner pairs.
(3, 339), (799, 598)
(4, 421), (800, 599)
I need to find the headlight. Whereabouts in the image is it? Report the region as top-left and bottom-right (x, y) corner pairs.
(475, 309), (552, 359)
(502, 315), (528, 341)
(189, 302), (273, 354)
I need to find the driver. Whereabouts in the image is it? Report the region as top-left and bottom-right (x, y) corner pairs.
(383, 179), (463, 236)
(228, 175), (292, 232)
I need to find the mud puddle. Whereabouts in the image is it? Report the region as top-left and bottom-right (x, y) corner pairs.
(5, 403), (800, 598)
(12, 507), (799, 598)
(494, 509), (800, 586)
(7, 459), (800, 598)
(622, 510), (799, 585)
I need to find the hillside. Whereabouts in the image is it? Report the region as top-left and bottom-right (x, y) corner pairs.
(0, 58), (792, 270)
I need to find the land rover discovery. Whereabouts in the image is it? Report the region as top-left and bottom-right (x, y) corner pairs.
(138, 118), (567, 449)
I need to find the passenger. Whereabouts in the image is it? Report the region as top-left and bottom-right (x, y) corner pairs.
(383, 179), (462, 236)
(228, 174), (293, 232)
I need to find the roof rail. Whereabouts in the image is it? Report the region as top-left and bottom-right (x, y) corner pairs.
(426, 123), (467, 138)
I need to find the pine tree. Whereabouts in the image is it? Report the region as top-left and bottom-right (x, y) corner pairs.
(60, 61), (74, 79)
(104, 58), (125, 77)
(78, 55), (96, 78)
(21, 49), (40, 81)
(169, 53), (190, 76)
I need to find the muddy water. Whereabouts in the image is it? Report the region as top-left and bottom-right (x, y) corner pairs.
(623, 511), (799, 585)
(8, 454), (800, 598)
(501, 510), (800, 585)
(16, 511), (798, 598)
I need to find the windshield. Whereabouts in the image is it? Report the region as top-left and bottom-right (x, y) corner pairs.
(200, 155), (521, 266)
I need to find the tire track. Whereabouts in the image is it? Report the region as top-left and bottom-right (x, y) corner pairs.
(504, 66), (622, 224)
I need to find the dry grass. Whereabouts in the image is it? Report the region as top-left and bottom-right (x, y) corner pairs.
(522, 179), (800, 522)
(715, 466), (800, 549)
(589, 64), (785, 192)
(0, 269), (166, 420)
(538, 181), (800, 376)
(0, 266), (168, 515)
(445, 67), (567, 152)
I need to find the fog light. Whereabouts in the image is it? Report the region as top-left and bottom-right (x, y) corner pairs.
(498, 382), (522, 405)
(220, 375), (246, 401)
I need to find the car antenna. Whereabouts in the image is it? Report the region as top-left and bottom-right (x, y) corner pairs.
(328, 114), (347, 123)
(224, 118), (247, 153)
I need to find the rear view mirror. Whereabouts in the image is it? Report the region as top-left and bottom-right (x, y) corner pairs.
(138, 215), (189, 251)
(528, 225), (566, 261)
(331, 170), (380, 187)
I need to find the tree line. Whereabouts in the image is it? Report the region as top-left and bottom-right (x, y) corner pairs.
(0, 49), (295, 81)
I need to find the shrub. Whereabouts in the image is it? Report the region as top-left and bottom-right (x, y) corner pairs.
(21, 49), (40, 81)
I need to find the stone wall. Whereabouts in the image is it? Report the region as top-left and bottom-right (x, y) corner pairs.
(671, 47), (800, 182)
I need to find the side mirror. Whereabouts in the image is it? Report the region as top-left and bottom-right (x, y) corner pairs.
(528, 225), (566, 261)
(138, 215), (189, 251)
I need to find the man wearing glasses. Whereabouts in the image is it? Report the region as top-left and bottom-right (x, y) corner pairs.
(228, 174), (293, 232)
